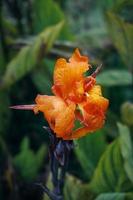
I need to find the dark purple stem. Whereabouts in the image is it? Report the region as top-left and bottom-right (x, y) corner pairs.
(38, 127), (74, 200)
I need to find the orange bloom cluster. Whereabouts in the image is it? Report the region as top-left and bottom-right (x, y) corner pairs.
(33, 49), (109, 140)
(11, 49), (109, 140)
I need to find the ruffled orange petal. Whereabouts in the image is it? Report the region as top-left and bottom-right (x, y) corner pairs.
(33, 95), (75, 138)
(53, 49), (90, 103)
(53, 49), (89, 87)
(88, 85), (102, 96)
(69, 48), (89, 64)
(88, 85), (109, 112)
(34, 95), (66, 128)
(77, 90), (109, 134)
(54, 103), (76, 138)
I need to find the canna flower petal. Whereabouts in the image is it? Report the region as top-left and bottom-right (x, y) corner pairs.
(54, 103), (76, 138)
(88, 85), (102, 96)
(69, 48), (89, 64)
(33, 95), (75, 138)
(52, 48), (90, 103)
(76, 85), (109, 135)
(87, 85), (109, 112)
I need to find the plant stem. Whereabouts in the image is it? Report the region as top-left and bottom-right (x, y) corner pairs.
(36, 128), (73, 200)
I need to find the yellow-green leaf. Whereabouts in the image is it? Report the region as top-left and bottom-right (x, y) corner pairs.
(74, 131), (107, 179)
(106, 12), (133, 70)
(96, 70), (132, 86)
(1, 22), (63, 88)
(121, 102), (133, 126)
(117, 123), (133, 183)
(90, 139), (133, 194)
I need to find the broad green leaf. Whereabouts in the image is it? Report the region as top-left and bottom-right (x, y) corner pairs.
(117, 123), (133, 183)
(121, 102), (133, 126)
(96, 192), (133, 200)
(33, 0), (73, 40)
(13, 137), (47, 180)
(0, 91), (11, 137)
(90, 139), (133, 194)
(2, 22), (63, 88)
(74, 131), (107, 179)
(96, 193), (125, 200)
(64, 175), (93, 200)
(96, 70), (132, 86)
(106, 12), (133, 70)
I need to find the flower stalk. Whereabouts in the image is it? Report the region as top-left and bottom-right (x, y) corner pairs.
(37, 127), (74, 200)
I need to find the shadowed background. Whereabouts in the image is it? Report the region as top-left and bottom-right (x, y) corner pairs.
(0, 0), (133, 199)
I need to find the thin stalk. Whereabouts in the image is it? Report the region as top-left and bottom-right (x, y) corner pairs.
(38, 127), (74, 200)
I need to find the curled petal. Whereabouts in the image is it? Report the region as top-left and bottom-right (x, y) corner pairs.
(53, 48), (90, 102)
(34, 95), (75, 138)
(77, 91), (109, 136)
(88, 85), (102, 96)
(34, 95), (66, 120)
(69, 48), (89, 64)
(85, 94), (109, 113)
(55, 103), (76, 138)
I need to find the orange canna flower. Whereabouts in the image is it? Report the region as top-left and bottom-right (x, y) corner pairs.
(11, 49), (109, 140)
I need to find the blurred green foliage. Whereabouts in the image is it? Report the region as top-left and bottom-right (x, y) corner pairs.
(13, 137), (47, 181)
(0, 0), (133, 199)
(2, 21), (63, 88)
(74, 131), (107, 178)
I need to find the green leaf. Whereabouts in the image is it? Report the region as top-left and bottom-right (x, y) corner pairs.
(96, 192), (133, 200)
(13, 137), (47, 180)
(90, 138), (133, 194)
(117, 123), (133, 183)
(96, 70), (132, 86)
(64, 175), (93, 200)
(74, 131), (107, 179)
(44, 173), (93, 200)
(33, 0), (73, 40)
(106, 12), (133, 70)
(121, 102), (133, 126)
(2, 22), (63, 88)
